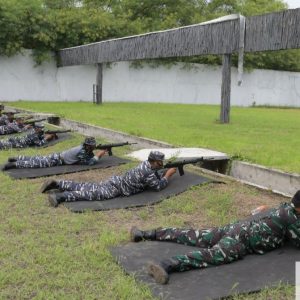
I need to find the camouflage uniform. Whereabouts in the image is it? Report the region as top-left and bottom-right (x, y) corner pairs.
(154, 203), (300, 272)
(0, 130), (46, 149)
(57, 160), (168, 201)
(15, 145), (97, 168)
(0, 121), (26, 135)
(0, 115), (9, 126)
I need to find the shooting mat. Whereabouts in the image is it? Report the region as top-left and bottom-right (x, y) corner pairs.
(41, 132), (73, 148)
(63, 172), (213, 212)
(3, 156), (130, 179)
(110, 240), (298, 300)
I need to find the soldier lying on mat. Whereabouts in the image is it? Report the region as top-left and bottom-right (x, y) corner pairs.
(40, 150), (176, 207)
(0, 114), (32, 135)
(130, 190), (300, 284)
(0, 123), (56, 150)
(2, 136), (106, 170)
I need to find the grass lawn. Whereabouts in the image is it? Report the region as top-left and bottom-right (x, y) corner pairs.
(6, 101), (300, 174)
(0, 129), (296, 299)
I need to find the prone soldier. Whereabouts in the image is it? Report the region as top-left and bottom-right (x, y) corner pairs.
(0, 114), (32, 135)
(2, 136), (106, 170)
(0, 110), (16, 126)
(130, 190), (300, 284)
(40, 150), (177, 207)
(0, 123), (56, 150)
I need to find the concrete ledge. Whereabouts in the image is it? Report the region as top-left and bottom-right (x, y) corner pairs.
(230, 161), (300, 197)
(60, 118), (174, 149)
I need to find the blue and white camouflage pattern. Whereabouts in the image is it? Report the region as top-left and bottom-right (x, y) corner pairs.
(0, 130), (46, 149)
(15, 145), (96, 168)
(58, 160), (168, 201)
(0, 121), (26, 135)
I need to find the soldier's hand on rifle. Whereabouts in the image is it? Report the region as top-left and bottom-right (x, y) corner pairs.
(95, 149), (108, 158)
(45, 133), (57, 141)
(164, 167), (177, 179)
(24, 124), (32, 130)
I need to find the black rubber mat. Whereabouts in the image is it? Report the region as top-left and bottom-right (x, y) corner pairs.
(3, 156), (130, 179)
(41, 133), (73, 148)
(110, 240), (298, 300)
(63, 172), (212, 212)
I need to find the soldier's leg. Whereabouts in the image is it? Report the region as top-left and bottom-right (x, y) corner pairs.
(148, 235), (247, 284)
(16, 153), (62, 168)
(62, 181), (120, 201)
(58, 180), (103, 192)
(0, 140), (12, 149)
(17, 155), (36, 161)
(174, 235), (247, 271)
(155, 227), (225, 248)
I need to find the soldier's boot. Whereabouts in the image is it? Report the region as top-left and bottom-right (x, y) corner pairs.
(8, 157), (18, 162)
(2, 162), (16, 170)
(40, 180), (59, 193)
(130, 226), (156, 242)
(48, 193), (66, 208)
(148, 258), (180, 284)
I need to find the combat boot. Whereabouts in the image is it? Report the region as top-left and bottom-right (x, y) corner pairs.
(148, 258), (180, 284)
(48, 193), (66, 207)
(8, 157), (17, 162)
(40, 180), (59, 193)
(130, 226), (156, 242)
(2, 162), (16, 170)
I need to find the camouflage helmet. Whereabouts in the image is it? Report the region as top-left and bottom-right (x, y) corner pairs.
(148, 150), (165, 161)
(83, 136), (96, 146)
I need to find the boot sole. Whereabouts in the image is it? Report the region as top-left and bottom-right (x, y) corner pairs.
(130, 226), (139, 242)
(48, 194), (58, 207)
(148, 262), (169, 284)
(40, 180), (56, 193)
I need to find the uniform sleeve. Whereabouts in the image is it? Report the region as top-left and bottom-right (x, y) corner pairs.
(286, 220), (300, 248)
(33, 137), (46, 147)
(76, 149), (97, 165)
(144, 172), (168, 191)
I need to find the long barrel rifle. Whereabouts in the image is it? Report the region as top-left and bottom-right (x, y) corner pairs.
(96, 141), (137, 156)
(44, 129), (72, 139)
(164, 157), (204, 176)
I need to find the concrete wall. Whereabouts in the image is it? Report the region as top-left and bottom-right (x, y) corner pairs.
(1, 50), (300, 106)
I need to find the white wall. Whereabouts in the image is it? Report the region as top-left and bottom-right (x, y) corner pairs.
(0, 50), (300, 107)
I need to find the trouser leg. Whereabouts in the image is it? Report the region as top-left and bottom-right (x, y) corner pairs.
(58, 180), (103, 192)
(172, 236), (247, 272)
(155, 226), (226, 248)
(16, 153), (62, 168)
(0, 141), (12, 149)
(62, 180), (120, 201)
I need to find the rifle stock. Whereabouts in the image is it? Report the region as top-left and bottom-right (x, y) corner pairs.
(96, 141), (137, 156)
(164, 157), (204, 176)
(44, 129), (71, 135)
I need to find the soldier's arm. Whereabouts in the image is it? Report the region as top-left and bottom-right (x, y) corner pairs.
(144, 172), (168, 191)
(286, 221), (300, 248)
(76, 149), (98, 165)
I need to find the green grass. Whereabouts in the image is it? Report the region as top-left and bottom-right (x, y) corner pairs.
(0, 101), (297, 299)
(7, 101), (300, 173)
(0, 131), (295, 299)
